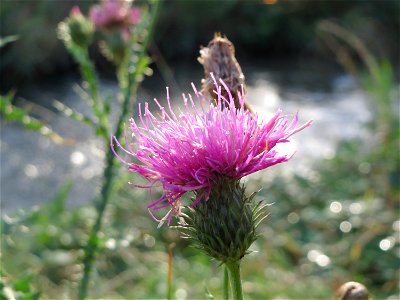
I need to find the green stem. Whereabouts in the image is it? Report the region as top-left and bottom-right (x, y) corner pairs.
(80, 49), (98, 103)
(78, 142), (115, 300)
(71, 45), (110, 137)
(226, 261), (243, 300)
(77, 1), (161, 299)
(223, 265), (229, 300)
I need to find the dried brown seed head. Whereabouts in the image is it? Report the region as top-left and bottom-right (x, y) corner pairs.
(198, 33), (251, 112)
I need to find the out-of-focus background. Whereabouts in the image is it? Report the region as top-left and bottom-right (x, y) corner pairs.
(1, 0), (399, 299)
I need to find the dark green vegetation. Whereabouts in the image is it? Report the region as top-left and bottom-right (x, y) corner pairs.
(1, 0), (399, 90)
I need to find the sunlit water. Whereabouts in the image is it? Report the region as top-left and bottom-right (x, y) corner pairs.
(0, 61), (372, 212)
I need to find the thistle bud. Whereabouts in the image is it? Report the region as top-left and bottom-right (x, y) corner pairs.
(178, 178), (267, 264)
(58, 6), (94, 49)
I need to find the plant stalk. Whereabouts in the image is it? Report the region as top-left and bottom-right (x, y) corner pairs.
(78, 141), (115, 300)
(226, 261), (243, 300)
(223, 265), (230, 300)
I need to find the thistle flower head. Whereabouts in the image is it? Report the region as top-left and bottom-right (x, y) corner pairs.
(89, 0), (140, 31)
(112, 76), (312, 225)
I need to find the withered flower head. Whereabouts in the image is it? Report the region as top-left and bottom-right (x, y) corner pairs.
(198, 33), (251, 112)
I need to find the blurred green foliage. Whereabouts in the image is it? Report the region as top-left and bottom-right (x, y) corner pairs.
(0, 271), (40, 300)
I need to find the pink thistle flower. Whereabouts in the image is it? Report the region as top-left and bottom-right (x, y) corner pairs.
(112, 76), (312, 225)
(89, 0), (140, 31)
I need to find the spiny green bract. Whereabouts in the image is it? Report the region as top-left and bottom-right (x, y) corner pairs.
(177, 178), (268, 264)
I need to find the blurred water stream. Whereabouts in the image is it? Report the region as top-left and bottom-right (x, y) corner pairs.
(0, 60), (372, 213)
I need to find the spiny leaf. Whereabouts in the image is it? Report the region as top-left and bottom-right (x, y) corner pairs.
(0, 35), (18, 48)
(0, 94), (70, 144)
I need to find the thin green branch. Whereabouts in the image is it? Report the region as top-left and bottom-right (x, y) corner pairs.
(53, 100), (96, 127)
(0, 93), (67, 144)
